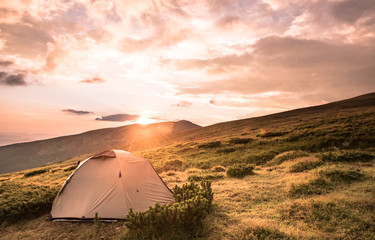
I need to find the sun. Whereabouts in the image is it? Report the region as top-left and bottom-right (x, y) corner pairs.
(136, 116), (156, 125)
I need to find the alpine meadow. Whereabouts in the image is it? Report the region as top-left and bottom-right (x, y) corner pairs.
(1, 93), (374, 239)
(1, 1), (375, 238)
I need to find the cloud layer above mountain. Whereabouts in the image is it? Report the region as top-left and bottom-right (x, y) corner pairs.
(0, 0), (374, 136)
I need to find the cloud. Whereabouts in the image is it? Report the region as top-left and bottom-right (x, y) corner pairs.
(173, 35), (375, 97)
(172, 101), (192, 107)
(0, 60), (13, 66)
(62, 109), (93, 115)
(43, 43), (63, 72)
(166, 52), (253, 70)
(0, 20), (53, 58)
(330, 0), (375, 23)
(0, 8), (18, 18)
(0, 73), (27, 86)
(95, 114), (140, 122)
(79, 77), (105, 84)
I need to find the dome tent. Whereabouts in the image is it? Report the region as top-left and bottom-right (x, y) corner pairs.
(50, 149), (174, 221)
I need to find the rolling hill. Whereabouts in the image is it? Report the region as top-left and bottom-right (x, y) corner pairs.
(0, 92), (374, 239)
(0, 120), (201, 174)
(1, 93), (375, 174)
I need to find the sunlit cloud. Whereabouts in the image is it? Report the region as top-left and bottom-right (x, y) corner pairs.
(0, 0), (374, 139)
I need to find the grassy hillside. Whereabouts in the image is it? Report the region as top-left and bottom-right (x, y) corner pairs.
(0, 120), (201, 174)
(0, 93), (374, 239)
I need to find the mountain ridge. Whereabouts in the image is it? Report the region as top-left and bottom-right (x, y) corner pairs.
(0, 120), (201, 174)
(0, 92), (374, 174)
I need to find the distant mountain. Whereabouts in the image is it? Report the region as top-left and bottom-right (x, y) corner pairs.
(1, 92), (374, 174)
(0, 120), (201, 174)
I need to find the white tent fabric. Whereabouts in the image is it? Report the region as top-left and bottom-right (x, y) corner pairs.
(50, 150), (174, 220)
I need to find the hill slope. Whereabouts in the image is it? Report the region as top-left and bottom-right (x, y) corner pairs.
(162, 92), (375, 145)
(1, 92), (374, 174)
(0, 120), (200, 174)
(0, 92), (374, 239)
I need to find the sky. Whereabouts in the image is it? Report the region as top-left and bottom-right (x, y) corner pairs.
(0, 0), (375, 145)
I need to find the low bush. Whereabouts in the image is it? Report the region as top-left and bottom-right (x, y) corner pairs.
(197, 141), (221, 149)
(23, 169), (48, 177)
(289, 161), (323, 173)
(319, 151), (373, 163)
(188, 172), (224, 182)
(245, 151), (278, 165)
(0, 182), (58, 224)
(228, 138), (253, 144)
(226, 163), (254, 178)
(320, 168), (366, 183)
(124, 180), (213, 239)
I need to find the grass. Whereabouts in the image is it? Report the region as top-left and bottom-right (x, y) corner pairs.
(289, 160), (324, 173)
(0, 102), (375, 239)
(23, 169), (48, 178)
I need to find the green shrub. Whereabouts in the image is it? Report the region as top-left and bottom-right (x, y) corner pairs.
(289, 161), (323, 173)
(228, 138), (253, 144)
(0, 182), (58, 224)
(245, 151), (278, 165)
(23, 169), (48, 177)
(226, 163), (254, 178)
(188, 172), (224, 182)
(319, 168), (366, 183)
(124, 181), (213, 239)
(197, 141), (221, 149)
(319, 151), (373, 163)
